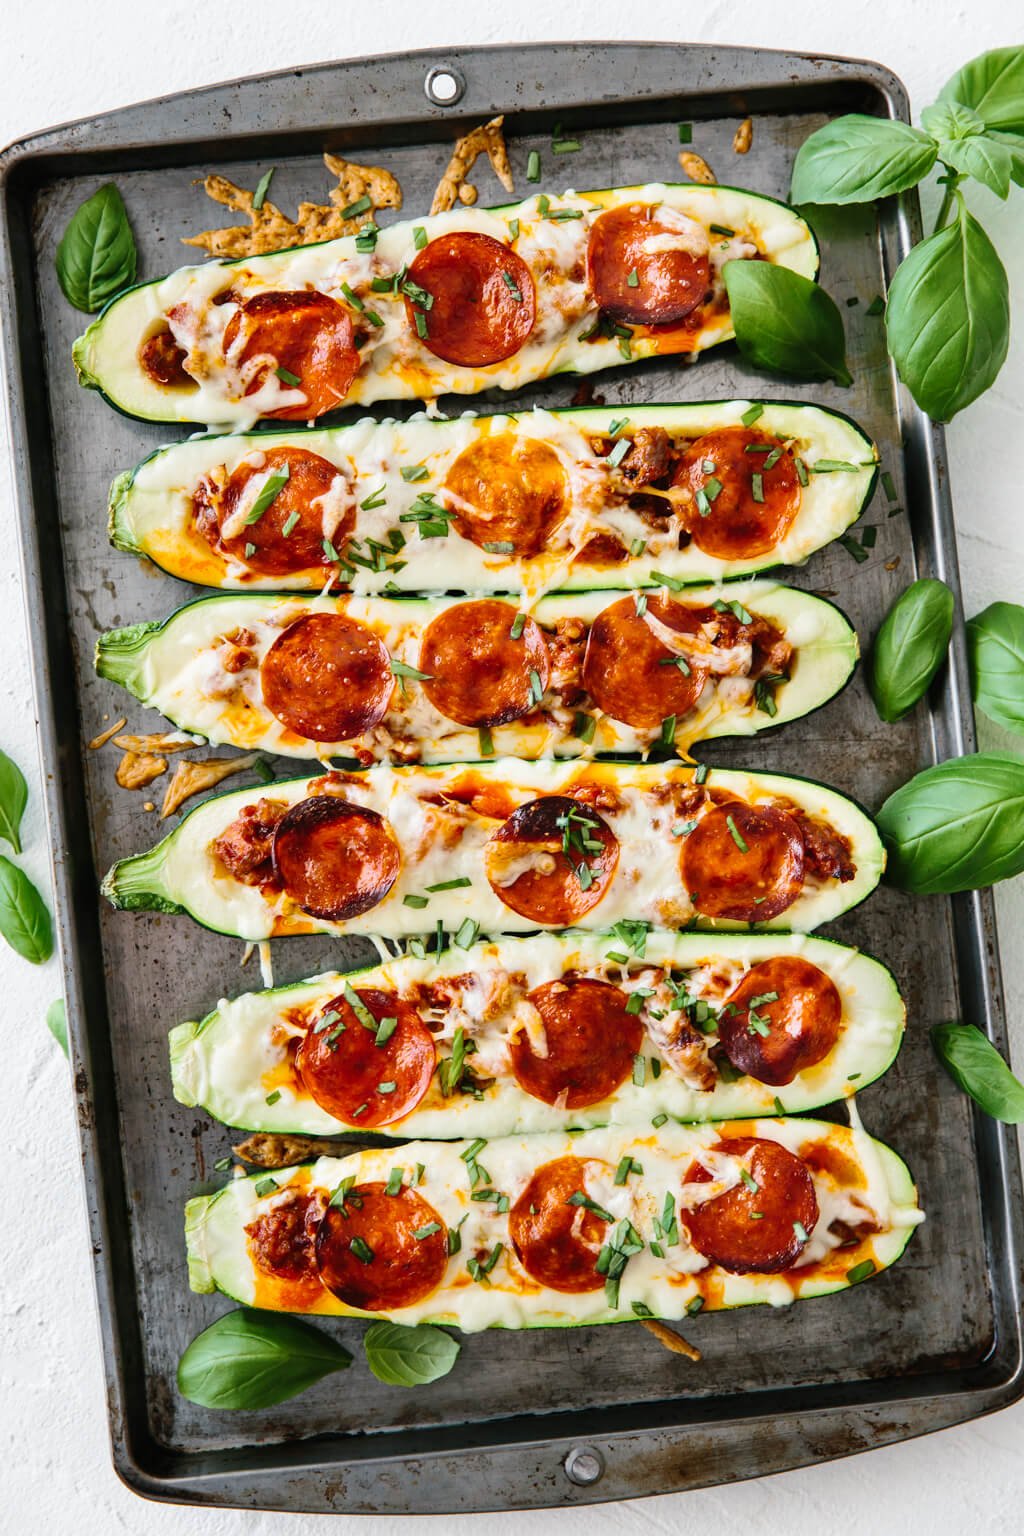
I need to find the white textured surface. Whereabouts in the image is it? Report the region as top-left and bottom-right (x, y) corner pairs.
(2, 3), (1023, 1530)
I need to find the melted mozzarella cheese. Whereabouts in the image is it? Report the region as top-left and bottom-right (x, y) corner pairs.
(100, 581), (856, 764)
(137, 759), (885, 943)
(185, 1116), (923, 1329)
(168, 930), (906, 1141)
(80, 184), (818, 431)
(113, 401), (876, 597)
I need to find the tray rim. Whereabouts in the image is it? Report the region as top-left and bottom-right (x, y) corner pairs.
(1, 36), (1022, 1515)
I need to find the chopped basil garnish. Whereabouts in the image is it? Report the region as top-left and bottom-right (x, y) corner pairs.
(403, 893), (428, 908)
(401, 463), (429, 482)
(741, 403), (764, 426)
(566, 1190), (614, 1221)
(274, 365), (301, 387)
(455, 917), (479, 950)
(426, 877), (471, 892)
(526, 151), (541, 182)
(339, 193), (372, 220)
(389, 659), (432, 681)
(726, 814), (748, 853)
(245, 464), (291, 524)
(254, 1178), (278, 1197)
(847, 1259), (875, 1284)
(350, 1236), (375, 1264)
(375, 1015), (399, 1047)
(252, 167), (275, 209)
(265, 1089), (281, 1106)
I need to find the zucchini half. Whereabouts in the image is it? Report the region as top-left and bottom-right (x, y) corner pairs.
(170, 930), (905, 1139)
(73, 183), (817, 428)
(107, 401), (876, 595)
(184, 1117), (923, 1330)
(102, 758), (885, 941)
(94, 582), (858, 764)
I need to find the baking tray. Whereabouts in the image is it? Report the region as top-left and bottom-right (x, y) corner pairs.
(2, 40), (1022, 1515)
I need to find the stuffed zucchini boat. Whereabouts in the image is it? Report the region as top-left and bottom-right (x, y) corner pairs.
(73, 183), (817, 429)
(170, 930), (905, 1139)
(184, 1116), (923, 1329)
(107, 401), (876, 595)
(95, 582), (858, 765)
(102, 758), (884, 941)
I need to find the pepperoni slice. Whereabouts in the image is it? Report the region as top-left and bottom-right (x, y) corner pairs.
(510, 978), (642, 1107)
(485, 795), (619, 924)
(139, 326), (192, 388)
(296, 988), (436, 1126)
(193, 446), (351, 577)
(314, 1182), (449, 1310)
(673, 427), (802, 561)
(419, 600), (550, 728)
(443, 434), (569, 555)
(718, 958), (843, 1086)
(272, 796), (400, 920)
(260, 614), (393, 742)
(222, 291), (359, 419)
(404, 233), (536, 367)
(508, 1156), (612, 1292)
(587, 203), (710, 326)
(682, 803), (805, 922)
(680, 1136), (819, 1274)
(582, 595), (710, 730)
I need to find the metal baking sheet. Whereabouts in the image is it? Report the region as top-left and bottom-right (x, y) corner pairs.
(2, 40), (1022, 1516)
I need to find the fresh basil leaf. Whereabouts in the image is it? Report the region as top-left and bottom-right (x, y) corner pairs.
(177, 1308), (351, 1410)
(885, 206), (1009, 421)
(46, 998), (68, 1059)
(869, 578), (954, 722)
(921, 103), (1014, 198)
(0, 749), (28, 854)
(722, 262), (851, 386)
(363, 1322), (461, 1387)
(0, 856), (52, 964)
(932, 1022), (1024, 1122)
(967, 601), (1024, 732)
(877, 751), (1024, 893)
(56, 184), (137, 314)
(790, 114), (937, 205)
(988, 129), (1024, 187)
(939, 46), (1024, 134)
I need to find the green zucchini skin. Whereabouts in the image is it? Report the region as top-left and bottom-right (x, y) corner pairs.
(73, 182), (818, 427)
(169, 930), (905, 1138)
(94, 581), (859, 764)
(184, 1117), (922, 1331)
(108, 399), (877, 593)
(101, 758), (886, 942)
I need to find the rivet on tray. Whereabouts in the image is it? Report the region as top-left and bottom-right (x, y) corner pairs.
(563, 1445), (605, 1486)
(424, 66), (465, 107)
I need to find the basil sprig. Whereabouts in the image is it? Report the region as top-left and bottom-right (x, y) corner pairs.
(0, 748), (27, 854)
(869, 578), (954, 722)
(788, 45), (1024, 420)
(932, 1021), (1024, 1122)
(177, 1309), (351, 1410)
(56, 184), (137, 314)
(722, 261), (851, 386)
(967, 601), (1024, 733)
(363, 1322), (461, 1386)
(0, 855), (52, 964)
(877, 751), (1024, 893)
